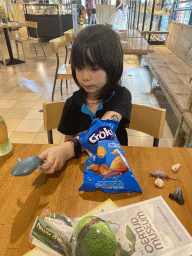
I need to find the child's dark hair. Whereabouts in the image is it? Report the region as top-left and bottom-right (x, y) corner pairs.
(71, 25), (123, 98)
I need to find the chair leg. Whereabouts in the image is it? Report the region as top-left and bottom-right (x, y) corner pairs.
(66, 79), (68, 88)
(153, 138), (159, 147)
(39, 41), (46, 60)
(52, 77), (57, 102)
(47, 130), (53, 144)
(21, 42), (26, 61)
(32, 44), (38, 56)
(65, 46), (68, 64)
(60, 79), (63, 95)
(15, 41), (19, 59)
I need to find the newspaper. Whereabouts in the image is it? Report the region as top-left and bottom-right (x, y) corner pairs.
(75, 196), (192, 256)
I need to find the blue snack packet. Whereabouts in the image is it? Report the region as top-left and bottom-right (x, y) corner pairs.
(79, 119), (142, 193)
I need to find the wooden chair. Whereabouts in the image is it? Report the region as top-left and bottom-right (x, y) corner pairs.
(43, 102), (166, 146)
(14, 21), (46, 61)
(49, 36), (73, 102)
(63, 29), (75, 64)
(43, 101), (65, 144)
(127, 104), (166, 147)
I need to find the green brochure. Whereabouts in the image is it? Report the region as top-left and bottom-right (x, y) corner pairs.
(30, 217), (73, 256)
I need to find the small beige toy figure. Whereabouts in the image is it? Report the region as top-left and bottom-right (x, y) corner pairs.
(172, 163), (181, 172)
(154, 178), (164, 188)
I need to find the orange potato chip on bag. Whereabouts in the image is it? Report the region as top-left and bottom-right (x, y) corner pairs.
(79, 118), (142, 193)
(111, 149), (119, 156)
(110, 156), (127, 172)
(99, 164), (111, 175)
(87, 164), (99, 171)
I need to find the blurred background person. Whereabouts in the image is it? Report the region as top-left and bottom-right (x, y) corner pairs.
(114, 0), (124, 30)
(89, 0), (99, 25)
(82, 6), (87, 23)
(122, 3), (128, 25)
(86, 0), (91, 24)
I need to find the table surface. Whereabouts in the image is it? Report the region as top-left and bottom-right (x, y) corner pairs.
(118, 29), (142, 39)
(121, 37), (154, 55)
(0, 21), (26, 29)
(1, 144), (192, 255)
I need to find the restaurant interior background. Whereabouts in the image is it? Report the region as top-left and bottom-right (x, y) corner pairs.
(0, 0), (191, 45)
(1, 0), (192, 39)
(128, 0), (192, 44)
(0, 0), (192, 147)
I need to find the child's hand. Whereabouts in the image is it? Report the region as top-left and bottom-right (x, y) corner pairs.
(39, 142), (75, 174)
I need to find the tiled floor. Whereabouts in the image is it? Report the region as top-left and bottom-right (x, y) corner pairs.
(0, 27), (175, 147)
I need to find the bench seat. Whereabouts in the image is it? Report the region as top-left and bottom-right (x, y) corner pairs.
(144, 21), (192, 146)
(146, 47), (191, 117)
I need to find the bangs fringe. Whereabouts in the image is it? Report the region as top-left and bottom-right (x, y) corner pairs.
(71, 45), (99, 69)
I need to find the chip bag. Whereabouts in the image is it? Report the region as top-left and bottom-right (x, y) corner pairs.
(79, 118), (142, 193)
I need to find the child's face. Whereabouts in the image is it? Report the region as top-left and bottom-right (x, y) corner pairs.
(76, 65), (107, 97)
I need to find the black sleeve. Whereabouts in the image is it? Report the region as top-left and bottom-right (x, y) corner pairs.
(57, 97), (78, 135)
(109, 86), (132, 124)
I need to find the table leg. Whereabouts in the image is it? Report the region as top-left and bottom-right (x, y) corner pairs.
(1, 27), (25, 66)
(4, 27), (14, 60)
(137, 55), (142, 66)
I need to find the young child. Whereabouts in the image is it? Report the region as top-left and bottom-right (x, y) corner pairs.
(40, 25), (132, 174)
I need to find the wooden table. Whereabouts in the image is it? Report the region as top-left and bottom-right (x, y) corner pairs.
(118, 29), (142, 40)
(0, 22), (26, 66)
(121, 37), (154, 55)
(1, 144), (192, 255)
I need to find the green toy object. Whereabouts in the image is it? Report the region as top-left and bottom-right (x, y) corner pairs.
(75, 216), (117, 256)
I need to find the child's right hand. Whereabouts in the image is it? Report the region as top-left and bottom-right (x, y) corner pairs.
(39, 142), (75, 174)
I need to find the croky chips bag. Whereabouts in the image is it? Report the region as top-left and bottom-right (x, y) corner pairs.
(79, 119), (142, 193)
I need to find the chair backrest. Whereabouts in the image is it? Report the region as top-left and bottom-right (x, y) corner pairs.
(43, 101), (65, 144)
(49, 35), (67, 54)
(43, 102), (166, 146)
(64, 29), (75, 43)
(166, 21), (192, 68)
(127, 104), (166, 146)
(24, 20), (38, 38)
(26, 20), (38, 29)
